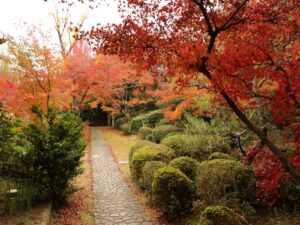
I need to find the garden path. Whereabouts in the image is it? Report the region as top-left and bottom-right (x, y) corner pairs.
(91, 127), (152, 225)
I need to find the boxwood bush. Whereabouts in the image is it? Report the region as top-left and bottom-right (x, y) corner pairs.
(169, 156), (199, 181)
(161, 134), (211, 159)
(196, 159), (255, 206)
(138, 127), (152, 140)
(115, 117), (128, 129)
(141, 160), (166, 191)
(130, 145), (175, 184)
(152, 125), (181, 143)
(152, 166), (196, 219)
(208, 152), (236, 161)
(198, 205), (249, 225)
(130, 110), (164, 133)
(129, 140), (156, 167)
(120, 122), (131, 135)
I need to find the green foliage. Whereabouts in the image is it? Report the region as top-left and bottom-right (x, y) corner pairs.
(138, 127), (152, 140)
(130, 145), (175, 184)
(169, 157), (199, 181)
(131, 110), (164, 132)
(152, 166), (196, 219)
(198, 205), (249, 225)
(120, 122), (131, 135)
(161, 134), (211, 159)
(128, 140), (156, 168)
(158, 118), (171, 125)
(115, 117), (128, 129)
(146, 133), (154, 142)
(141, 160), (166, 191)
(152, 125), (181, 143)
(208, 152), (236, 161)
(196, 159), (255, 206)
(24, 108), (86, 207)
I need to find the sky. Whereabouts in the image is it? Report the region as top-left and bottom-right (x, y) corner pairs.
(0, 0), (121, 41)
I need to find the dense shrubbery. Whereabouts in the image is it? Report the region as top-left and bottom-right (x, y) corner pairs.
(208, 152), (236, 161)
(141, 160), (166, 191)
(198, 205), (249, 225)
(169, 157), (199, 181)
(131, 110), (164, 132)
(138, 127), (152, 140)
(152, 166), (196, 219)
(120, 122), (131, 135)
(152, 125), (181, 143)
(128, 140), (156, 168)
(196, 159), (255, 206)
(161, 134), (211, 159)
(24, 108), (86, 206)
(115, 116), (128, 129)
(130, 144), (175, 184)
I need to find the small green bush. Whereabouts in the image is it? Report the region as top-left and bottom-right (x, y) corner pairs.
(158, 118), (171, 125)
(152, 166), (196, 219)
(115, 117), (128, 129)
(129, 140), (156, 166)
(146, 134), (154, 142)
(141, 161), (166, 191)
(138, 127), (152, 140)
(169, 157), (199, 181)
(161, 134), (211, 159)
(198, 205), (249, 225)
(130, 110), (164, 133)
(120, 122), (131, 135)
(208, 152), (236, 161)
(196, 159), (255, 206)
(152, 125), (181, 143)
(131, 145), (175, 184)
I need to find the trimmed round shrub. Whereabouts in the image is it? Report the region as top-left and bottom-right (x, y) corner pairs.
(196, 159), (255, 205)
(141, 161), (167, 191)
(120, 122), (131, 135)
(146, 110), (164, 127)
(131, 145), (175, 183)
(198, 205), (249, 225)
(208, 152), (236, 161)
(158, 118), (171, 125)
(129, 140), (156, 167)
(131, 114), (146, 133)
(152, 166), (196, 218)
(169, 157), (199, 181)
(152, 125), (181, 143)
(161, 134), (211, 159)
(146, 134), (154, 142)
(115, 117), (128, 129)
(138, 127), (152, 140)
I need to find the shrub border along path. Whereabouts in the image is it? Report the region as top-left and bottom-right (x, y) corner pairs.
(91, 127), (152, 225)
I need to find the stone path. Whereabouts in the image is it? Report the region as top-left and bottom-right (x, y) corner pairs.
(91, 127), (152, 225)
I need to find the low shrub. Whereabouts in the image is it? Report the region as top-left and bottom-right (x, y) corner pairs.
(169, 157), (199, 181)
(196, 159), (255, 206)
(141, 161), (166, 191)
(115, 117), (128, 129)
(131, 145), (175, 184)
(138, 127), (152, 140)
(152, 125), (181, 143)
(158, 118), (171, 125)
(129, 140), (156, 166)
(161, 134), (211, 160)
(146, 134), (154, 142)
(152, 166), (196, 219)
(198, 205), (249, 225)
(131, 110), (164, 133)
(120, 122), (131, 135)
(208, 152), (236, 161)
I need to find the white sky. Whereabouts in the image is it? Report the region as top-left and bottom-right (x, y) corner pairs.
(0, 0), (121, 40)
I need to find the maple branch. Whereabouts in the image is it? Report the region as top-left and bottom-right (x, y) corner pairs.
(219, 0), (249, 31)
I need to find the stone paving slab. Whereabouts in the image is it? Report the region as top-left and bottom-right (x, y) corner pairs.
(91, 127), (152, 225)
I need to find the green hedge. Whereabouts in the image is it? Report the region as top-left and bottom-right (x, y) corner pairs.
(196, 159), (255, 205)
(115, 117), (128, 129)
(169, 157), (199, 181)
(208, 152), (236, 161)
(129, 140), (156, 170)
(131, 110), (164, 133)
(152, 166), (196, 219)
(120, 122), (131, 135)
(131, 145), (175, 184)
(198, 205), (249, 225)
(152, 125), (181, 143)
(138, 127), (152, 140)
(141, 160), (167, 191)
(161, 134), (212, 160)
